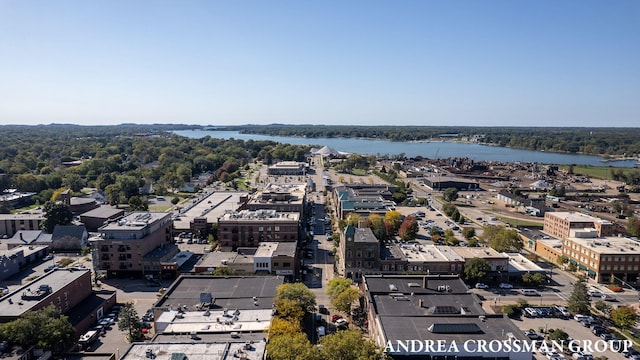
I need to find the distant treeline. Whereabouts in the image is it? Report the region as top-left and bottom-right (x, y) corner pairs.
(217, 125), (640, 157)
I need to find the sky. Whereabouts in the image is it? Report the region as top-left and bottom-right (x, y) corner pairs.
(0, 1), (638, 127)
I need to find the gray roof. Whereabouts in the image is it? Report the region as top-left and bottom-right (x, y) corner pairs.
(155, 276), (284, 311)
(52, 225), (86, 240)
(7, 230), (45, 245)
(273, 242), (297, 257)
(79, 206), (124, 219)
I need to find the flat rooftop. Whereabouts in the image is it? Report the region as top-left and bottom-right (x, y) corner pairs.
(219, 210), (299, 222)
(157, 309), (272, 334)
(174, 191), (248, 230)
(546, 211), (612, 224)
(450, 247), (506, 260)
(79, 206), (123, 218)
(0, 268), (90, 317)
(566, 233), (640, 255)
(99, 212), (170, 231)
(122, 341), (265, 360)
(364, 275), (470, 295)
(155, 276), (283, 310)
(434, 246), (464, 262)
(503, 252), (546, 272)
(397, 244), (451, 263)
(197, 252), (239, 269)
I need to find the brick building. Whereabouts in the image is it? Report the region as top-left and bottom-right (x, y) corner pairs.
(92, 212), (174, 278)
(217, 210), (299, 251)
(543, 211), (615, 240)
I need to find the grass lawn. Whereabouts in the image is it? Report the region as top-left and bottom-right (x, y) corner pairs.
(497, 216), (543, 228)
(351, 169), (367, 176)
(558, 165), (636, 180)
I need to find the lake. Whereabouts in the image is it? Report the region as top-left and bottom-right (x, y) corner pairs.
(173, 129), (639, 167)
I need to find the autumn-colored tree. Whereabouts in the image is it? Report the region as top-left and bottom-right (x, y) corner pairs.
(398, 215), (418, 241)
(384, 210), (403, 230)
(611, 306), (637, 329)
(266, 333), (319, 360)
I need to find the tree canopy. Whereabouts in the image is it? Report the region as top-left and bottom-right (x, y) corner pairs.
(481, 225), (523, 252)
(0, 305), (75, 353)
(611, 306), (637, 329)
(275, 283), (317, 313)
(42, 201), (73, 233)
(566, 277), (590, 315)
(464, 258), (491, 282)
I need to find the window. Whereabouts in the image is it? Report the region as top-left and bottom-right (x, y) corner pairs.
(283, 262), (291, 268)
(275, 226), (280, 231)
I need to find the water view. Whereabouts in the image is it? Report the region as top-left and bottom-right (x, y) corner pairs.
(174, 129), (639, 168)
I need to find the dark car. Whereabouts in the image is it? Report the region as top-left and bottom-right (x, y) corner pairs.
(600, 333), (614, 341)
(592, 326), (606, 335)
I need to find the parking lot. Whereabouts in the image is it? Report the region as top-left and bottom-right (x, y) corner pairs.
(515, 309), (627, 360)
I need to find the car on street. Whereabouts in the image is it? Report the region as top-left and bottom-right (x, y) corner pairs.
(601, 294), (616, 301)
(42, 254), (53, 261)
(475, 283), (489, 289)
(587, 289), (603, 297)
(499, 283), (513, 289)
(331, 314), (343, 322)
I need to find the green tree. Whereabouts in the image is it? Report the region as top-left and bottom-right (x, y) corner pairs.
(213, 266), (233, 275)
(611, 306), (637, 329)
(327, 278), (353, 299)
(464, 258), (491, 283)
(171, 196), (180, 205)
(522, 272), (547, 287)
(267, 317), (301, 337)
(128, 195), (148, 211)
(0, 305), (75, 353)
(443, 187), (459, 202)
(594, 301), (612, 315)
(117, 302), (143, 341)
(275, 299), (305, 322)
(462, 227), (476, 240)
(275, 283), (316, 313)
(62, 173), (84, 192)
(627, 216), (640, 237)
(365, 214), (388, 241)
(266, 333), (318, 360)
(548, 328), (569, 342)
(319, 329), (388, 360)
(42, 201), (73, 233)
(566, 277), (590, 315)
(332, 288), (360, 314)
(483, 226), (523, 252)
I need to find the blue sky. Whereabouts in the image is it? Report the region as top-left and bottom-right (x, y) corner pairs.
(0, 1), (638, 127)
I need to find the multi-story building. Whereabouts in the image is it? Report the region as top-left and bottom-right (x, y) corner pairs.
(246, 183), (306, 213)
(338, 225), (380, 281)
(253, 241), (297, 278)
(362, 275), (530, 360)
(0, 213), (44, 238)
(217, 209), (299, 251)
(267, 161), (307, 175)
(333, 184), (397, 219)
(450, 247), (509, 282)
(92, 212), (174, 278)
(562, 229), (640, 283)
(543, 211), (615, 240)
(0, 268), (116, 336)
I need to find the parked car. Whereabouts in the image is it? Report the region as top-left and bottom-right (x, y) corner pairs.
(42, 254), (53, 261)
(601, 294), (616, 301)
(475, 283), (489, 289)
(524, 308), (538, 318)
(591, 325), (606, 335)
(335, 318), (349, 327)
(553, 306), (571, 319)
(499, 283), (513, 289)
(525, 330), (543, 340)
(600, 333), (614, 341)
(331, 314), (343, 323)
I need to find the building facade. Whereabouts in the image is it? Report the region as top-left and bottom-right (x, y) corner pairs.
(543, 211), (615, 240)
(217, 210), (299, 251)
(0, 214), (44, 238)
(338, 225), (380, 281)
(92, 212), (174, 278)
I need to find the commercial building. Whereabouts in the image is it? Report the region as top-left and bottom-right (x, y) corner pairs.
(362, 275), (530, 360)
(0, 245), (48, 280)
(92, 212), (174, 278)
(421, 175), (480, 191)
(217, 209), (299, 251)
(172, 191), (248, 233)
(450, 247), (509, 282)
(0, 268), (116, 335)
(246, 183), (306, 213)
(543, 211), (615, 240)
(562, 229), (640, 283)
(51, 225), (88, 252)
(338, 225), (380, 281)
(0, 213), (44, 238)
(79, 206), (125, 232)
(267, 161), (307, 175)
(382, 244), (466, 275)
(333, 184), (397, 219)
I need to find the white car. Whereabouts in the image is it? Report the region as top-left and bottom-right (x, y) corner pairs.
(587, 289), (603, 297)
(499, 283), (513, 289)
(475, 283), (489, 289)
(335, 318), (349, 327)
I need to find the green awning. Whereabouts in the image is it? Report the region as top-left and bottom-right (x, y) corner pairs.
(587, 269), (596, 276)
(568, 259), (577, 265)
(578, 264), (588, 271)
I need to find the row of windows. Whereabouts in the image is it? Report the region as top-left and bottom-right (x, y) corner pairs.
(601, 265), (640, 271)
(256, 262), (269, 268)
